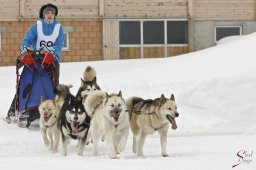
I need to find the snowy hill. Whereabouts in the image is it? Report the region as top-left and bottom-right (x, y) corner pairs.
(0, 32), (256, 170)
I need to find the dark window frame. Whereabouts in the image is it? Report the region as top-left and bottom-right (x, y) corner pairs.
(119, 21), (141, 45)
(118, 19), (188, 58)
(167, 20), (188, 44)
(215, 26), (242, 42)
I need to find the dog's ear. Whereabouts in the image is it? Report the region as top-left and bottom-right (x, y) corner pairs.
(92, 77), (97, 83)
(160, 94), (166, 105)
(40, 96), (46, 103)
(160, 94), (165, 99)
(67, 84), (73, 89)
(80, 78), (85, 87)
(118, 90), (122, 97)
(170, 94), (175, 101)
(106, 92), (110, 99)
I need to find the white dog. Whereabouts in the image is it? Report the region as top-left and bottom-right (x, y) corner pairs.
(84, 91), (129, 159)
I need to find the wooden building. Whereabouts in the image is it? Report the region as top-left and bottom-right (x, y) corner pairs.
(0, 0), (256, 66)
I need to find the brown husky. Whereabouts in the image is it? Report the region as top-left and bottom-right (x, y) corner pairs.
(126, 94), (179, 157)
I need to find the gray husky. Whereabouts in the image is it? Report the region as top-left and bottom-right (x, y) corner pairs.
(126, 94), (179, 157)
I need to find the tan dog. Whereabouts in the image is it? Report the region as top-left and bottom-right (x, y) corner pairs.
(84, 91), (129, 159)
(39, 98), (60, 153)
(126, 94), (179, 157)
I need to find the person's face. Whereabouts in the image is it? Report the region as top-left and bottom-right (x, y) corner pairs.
(44, 11), (55, 23)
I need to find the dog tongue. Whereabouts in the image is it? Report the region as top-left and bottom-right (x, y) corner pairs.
(83, 95), (88, 103)
(44, 115), (50, 122)
(166, 115), (177, 130)
(71, 122), (79, 134)
(170, 118), (177, 130)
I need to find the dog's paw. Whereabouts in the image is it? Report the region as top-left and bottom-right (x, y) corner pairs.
(162, 153), (169, 157)
(62, 151), (67, 156)
(52, 148), (58, 153)
(101, 135), (105, 142)
(50, 146), (58, 153)
(109, 154), (118, 159)
(77, 150), (84, 156)
(44, 140), (50, 147)
(49, 146), (53, 151)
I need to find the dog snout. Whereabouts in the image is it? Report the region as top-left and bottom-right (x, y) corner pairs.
(113, 108), (121, 115)
(175, 112), (179, 117)
(74, 116), (78, 121)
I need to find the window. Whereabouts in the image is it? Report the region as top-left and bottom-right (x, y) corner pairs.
(0, 27), (5, 51)
(0, 32), (1, 51)
(118, 19), (188, 58)
(143, 21), (164, 44)
(63, 32), (69, 50)
(215, 26), (242, 42)
(63, 26), (74, 51)
(167, 21), (188, 44)
(119, 21), (140, 44)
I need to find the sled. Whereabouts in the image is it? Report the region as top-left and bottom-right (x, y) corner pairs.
(15, 49), (56, 128)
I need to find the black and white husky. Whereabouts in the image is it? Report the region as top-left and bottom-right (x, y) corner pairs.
(58, 95), (91, 156)
(76, 66), (101, 102)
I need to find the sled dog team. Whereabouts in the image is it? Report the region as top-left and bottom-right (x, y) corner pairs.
(39, 66), (179, 158)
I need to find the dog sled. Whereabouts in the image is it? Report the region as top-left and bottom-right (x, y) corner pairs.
(14, 49), (56, 128)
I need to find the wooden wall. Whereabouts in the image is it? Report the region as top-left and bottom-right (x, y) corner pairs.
(0, 0), (19, 21)
(23, 0), (99, 19)
(1, 0), (256, 21)
(0, 0), (100, 21)
(104, 0), (188, 17)
(193, 0), (256, 20)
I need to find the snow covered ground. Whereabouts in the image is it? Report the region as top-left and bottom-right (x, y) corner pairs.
(0, 32), (256, 170)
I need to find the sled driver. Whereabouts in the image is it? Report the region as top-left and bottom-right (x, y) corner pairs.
(5, 3), (64, 122)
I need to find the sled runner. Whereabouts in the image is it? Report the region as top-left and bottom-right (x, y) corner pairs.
(15, 49), (56, 128)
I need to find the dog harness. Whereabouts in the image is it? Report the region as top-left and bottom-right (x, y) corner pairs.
(132, 102), (168, 131)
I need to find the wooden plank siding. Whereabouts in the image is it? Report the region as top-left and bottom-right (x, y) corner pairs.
(168, 46), (188, 56)
(104, 0), (188, 17)
(0, 0), (19, 21)
(193, 0), (256, 20)
(0, 0), (100, 21)
(24, 0), (99, 19)
(120, 47), (141, 59)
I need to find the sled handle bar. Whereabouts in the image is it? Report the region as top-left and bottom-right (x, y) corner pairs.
(27, 49), (44, 56)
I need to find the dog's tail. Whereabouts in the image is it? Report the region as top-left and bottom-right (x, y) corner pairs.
(54, 84), (73, 104)
(83, 66), (97, 81)
(125, 97), (143, 120)
(83, 90), (106, 117)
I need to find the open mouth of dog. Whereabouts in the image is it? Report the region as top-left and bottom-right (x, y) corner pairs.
(70, 121), (80, 134)
(166, 114), (177, 130)
(43, 114), (52, 122)
(83, 94), (88, 103)
(109, 110), (121, 122)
